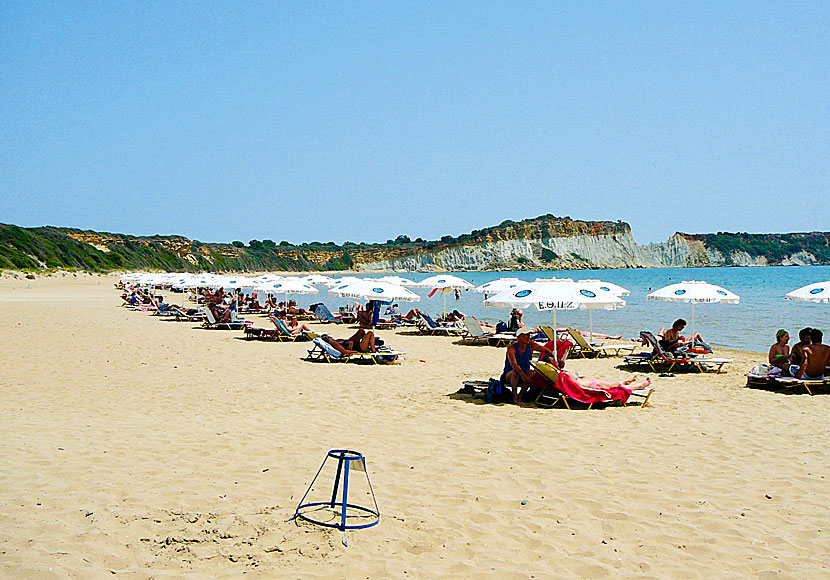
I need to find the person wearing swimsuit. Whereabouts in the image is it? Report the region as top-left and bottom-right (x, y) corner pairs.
(768, 329), (790, 373)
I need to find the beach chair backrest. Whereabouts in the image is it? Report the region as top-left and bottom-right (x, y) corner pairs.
(421, 313), (439, 329)
(465, 317), (486, 338)
(534, 361), (561, 384)
(539, 326), (557, 343)
(274, 317), (292, 336)
(314, 337), (343, 358)
(204, 308), (217, 324)
(640, 331), (682, 360)
(567, 328), (592, 351)
(314, 304), (335, 321)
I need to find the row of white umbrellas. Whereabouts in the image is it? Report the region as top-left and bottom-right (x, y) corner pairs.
(121, 271), (829, 323)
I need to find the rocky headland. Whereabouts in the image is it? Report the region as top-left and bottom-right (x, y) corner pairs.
(1, 216), (828, 273)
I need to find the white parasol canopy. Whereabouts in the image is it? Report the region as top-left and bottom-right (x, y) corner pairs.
(326, 276), (364, 287)
(474, 277), (526, 294)
(412, 274), (473, 289)
(785, 281), (830, 303)
(328, 279), (420, 303)
(485, 279), (625, 352)
(253, 280), (319, 295)
(647, 280), (739, 344)
(300, 274), (335, 285)
(378, 275), (416, 286)
(576, 279), (631, 297)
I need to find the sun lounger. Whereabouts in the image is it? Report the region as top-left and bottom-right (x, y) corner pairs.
(271, 317), (316, 342)
(304, 337), (405, 364)
(459, 317), (515, 346)
(417, 313), (465, 336)
(746, 363), (830, 395)
(170, 308), (207, 322)
(623, 331), (731, 373)
(532, 361), (654, 409)
(202, 308), (251, 330)
(314, 304), (344, 324)
(562, 328), (637, 358)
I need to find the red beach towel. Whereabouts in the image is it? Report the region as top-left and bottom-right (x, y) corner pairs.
(554, 372), (632, 404)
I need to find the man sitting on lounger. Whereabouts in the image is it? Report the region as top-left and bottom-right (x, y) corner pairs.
(788, 327), (812, 376)
(322, 329), (378, 355)
(658, 319), (709, 353)
(795, 328), (830, 380)
(502, 327), (556, 404)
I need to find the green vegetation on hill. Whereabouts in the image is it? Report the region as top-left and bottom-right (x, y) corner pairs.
(2, 217), (829, 273)
(690, 232), (830, 264)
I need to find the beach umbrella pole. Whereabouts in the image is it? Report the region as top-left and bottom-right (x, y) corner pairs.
(588, 309), (593, 342)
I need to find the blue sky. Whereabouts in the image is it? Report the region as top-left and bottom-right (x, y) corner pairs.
(1, 2), (828, 245)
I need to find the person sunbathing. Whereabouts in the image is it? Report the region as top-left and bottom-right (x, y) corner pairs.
(560, 371), (651, 392)
(274, 313), (313, 335)
(768, 329), (790, 373)
(286, 300), (312, 316)
(795, 328), (830, 380)
(358, 301), (393, 327)
(445, 309), (465, 322)
(322, 329), (378, 354)
(568, 328), (623, 340)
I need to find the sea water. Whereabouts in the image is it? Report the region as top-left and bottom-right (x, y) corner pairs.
(302, 265), (830, 353)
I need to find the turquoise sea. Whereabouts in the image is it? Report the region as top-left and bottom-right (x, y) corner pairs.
(300, 266), (830, 353)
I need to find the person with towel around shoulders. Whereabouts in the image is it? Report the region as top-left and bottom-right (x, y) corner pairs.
(501, 327), (556, 404)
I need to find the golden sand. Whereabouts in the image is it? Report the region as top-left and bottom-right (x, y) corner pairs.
(1, 273), (828, 578)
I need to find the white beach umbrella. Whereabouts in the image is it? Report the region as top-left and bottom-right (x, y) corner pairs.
(647, 280), (740, 344)
(412, 274), (473, 313)
(254, 280), (319, 295)
(575, 280), (631, 339)
(253, 279), (318, 310)
(300, 274), (335, 285)
(178, 274), (221, 289)
(474, 277), (526, 295)
(485, 279), (625, 352)
(577, 279), (631, 297)
(378, 275), (416, 286)
(412, 274), (474, 289)
(328, 279), (420, 303)
(326, 276), (364, 287)
(785, 281), (830, 303)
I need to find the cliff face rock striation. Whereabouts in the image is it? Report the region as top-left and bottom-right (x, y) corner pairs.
(2, 217), (829, 273)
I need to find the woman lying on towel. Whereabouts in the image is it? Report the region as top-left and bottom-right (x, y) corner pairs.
(322, 328), (378, 355)
(560, 371), (651, 393)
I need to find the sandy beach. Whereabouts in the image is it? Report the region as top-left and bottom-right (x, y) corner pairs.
(1, 273), (829, 579)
